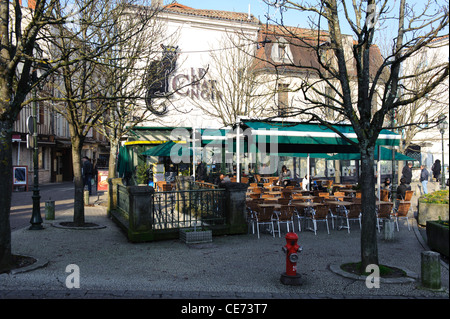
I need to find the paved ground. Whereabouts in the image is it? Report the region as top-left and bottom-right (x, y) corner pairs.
(1, 181), (448, 304)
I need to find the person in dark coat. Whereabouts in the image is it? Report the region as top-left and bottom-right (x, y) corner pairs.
(431, 159), (441, 182)
(82, 156), (94, 195)
(401, 162), (413, 185)
(396, 177), (410, 200)
(195, 160), (207, 181)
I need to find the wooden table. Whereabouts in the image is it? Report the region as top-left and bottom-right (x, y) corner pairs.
(265, 191), (282, 195)
(376, 201), (392, 205)
(325, 200), (353, 206)
(258, 203), (281, 208)
(291, 201), (323, 208)
(297, 195), (316, 200)
(329, 195), (346, 200)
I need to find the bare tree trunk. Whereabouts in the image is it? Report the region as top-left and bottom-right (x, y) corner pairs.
(70, 132), (85, 226)
(108, 141), (118, 180)
(0, 119), (13, 271)
(360, 145), (379, 269)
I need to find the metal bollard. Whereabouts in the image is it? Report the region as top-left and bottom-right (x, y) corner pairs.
(45, 200), (55, 220)
(383, 219), (395, 241)
(84, 190), (90, 206)
(421, 251), (441, 290)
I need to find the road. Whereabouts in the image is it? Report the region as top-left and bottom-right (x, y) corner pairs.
(10, 182), (102, 231)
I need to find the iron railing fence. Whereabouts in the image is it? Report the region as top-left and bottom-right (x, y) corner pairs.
(152, 188), (226, 230)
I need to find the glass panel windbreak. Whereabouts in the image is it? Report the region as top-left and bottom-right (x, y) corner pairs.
(152, 189), (226, 230)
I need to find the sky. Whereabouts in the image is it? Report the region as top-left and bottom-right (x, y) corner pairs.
(170, 0), (448, 39)
(175, 0), (311, 29)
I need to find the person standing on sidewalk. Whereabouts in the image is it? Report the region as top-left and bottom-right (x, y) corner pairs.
(82, 156), (94, 195)
(420, 164), (430, 194)
(402, 161), (413, 186)
(431, 159), (441, 182)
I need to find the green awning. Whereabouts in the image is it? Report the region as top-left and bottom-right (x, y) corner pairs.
(200, 128), (230, 145)
(243, 121), (400, 148)
(141, 141), (192, 157)
(117, 145), (133, 177)
(277, 153), (332, 159)
(327, 147), (415, 161)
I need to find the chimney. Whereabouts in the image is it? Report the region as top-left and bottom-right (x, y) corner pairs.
(28, 0), (37, 10)
(151, 0), (163, 7)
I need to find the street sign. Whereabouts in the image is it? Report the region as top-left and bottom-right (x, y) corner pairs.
(26, 116), (34, 134)
(26, 134), (35, 149)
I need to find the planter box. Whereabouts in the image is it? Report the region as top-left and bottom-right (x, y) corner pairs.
(426, 221), (449, 257)
(179, 228), (212, 244)
(418, 202), (449, 226)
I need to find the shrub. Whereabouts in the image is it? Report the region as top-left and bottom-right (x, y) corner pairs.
(419, 190), (449, 204)
(136, 163), (151, 185)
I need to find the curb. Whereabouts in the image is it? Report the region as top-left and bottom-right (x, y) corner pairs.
(329, 264), (418, 284)
(10, 258), (49, 275)
(51, 222), (107, 230)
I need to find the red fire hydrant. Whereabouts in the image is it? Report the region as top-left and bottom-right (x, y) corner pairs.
(280, 232), (303, 285)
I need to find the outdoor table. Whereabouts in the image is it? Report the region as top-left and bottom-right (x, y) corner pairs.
(291, 201), (324, 208)
(291, 202), (324, 221)
(266, 191), (282, 195)
(341, 189), (357, 197)
(258, 203), (281, 208)
(282, 189), (302, 195)
(295, 195), (316, 202)
(263, 185), (281, 191)
(376, 201), (392, 205)
(325, 200), (353, 206)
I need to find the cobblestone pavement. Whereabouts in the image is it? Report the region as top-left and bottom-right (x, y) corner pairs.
(2, 181), (448, 306)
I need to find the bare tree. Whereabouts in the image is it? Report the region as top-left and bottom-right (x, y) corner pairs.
(259, 0), (448, 268)
(95, 2), (173, 181)
(187, 35), (273, 127)
(0, 0), (85, 271)
(395, 37), (449, 152)
(47, 0), (167, 226)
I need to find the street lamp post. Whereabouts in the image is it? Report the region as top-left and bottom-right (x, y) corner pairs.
(438, 115), (448, 190)
(29, 69), (43, 230)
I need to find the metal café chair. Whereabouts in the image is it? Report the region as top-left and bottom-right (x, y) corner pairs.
(341, 203), (362, 233)
(306, 204), (330, 235)
(274, 205), (296, 236)
(255, 205), (277, 238)
(376, 202), (394, 232)
(393, 201), (411, 231)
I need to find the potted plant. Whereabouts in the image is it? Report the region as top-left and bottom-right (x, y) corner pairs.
(418, 190), (449, 226)
(179, 223), (212, 244)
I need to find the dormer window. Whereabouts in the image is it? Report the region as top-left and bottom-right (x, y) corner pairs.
(271, 37), (293, 64)
(279, 44), (286, 60)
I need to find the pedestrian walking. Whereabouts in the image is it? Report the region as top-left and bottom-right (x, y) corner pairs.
(82, 156), (94, 195)
(420, 164), (429, 194)
(431, 159), (441, 182)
